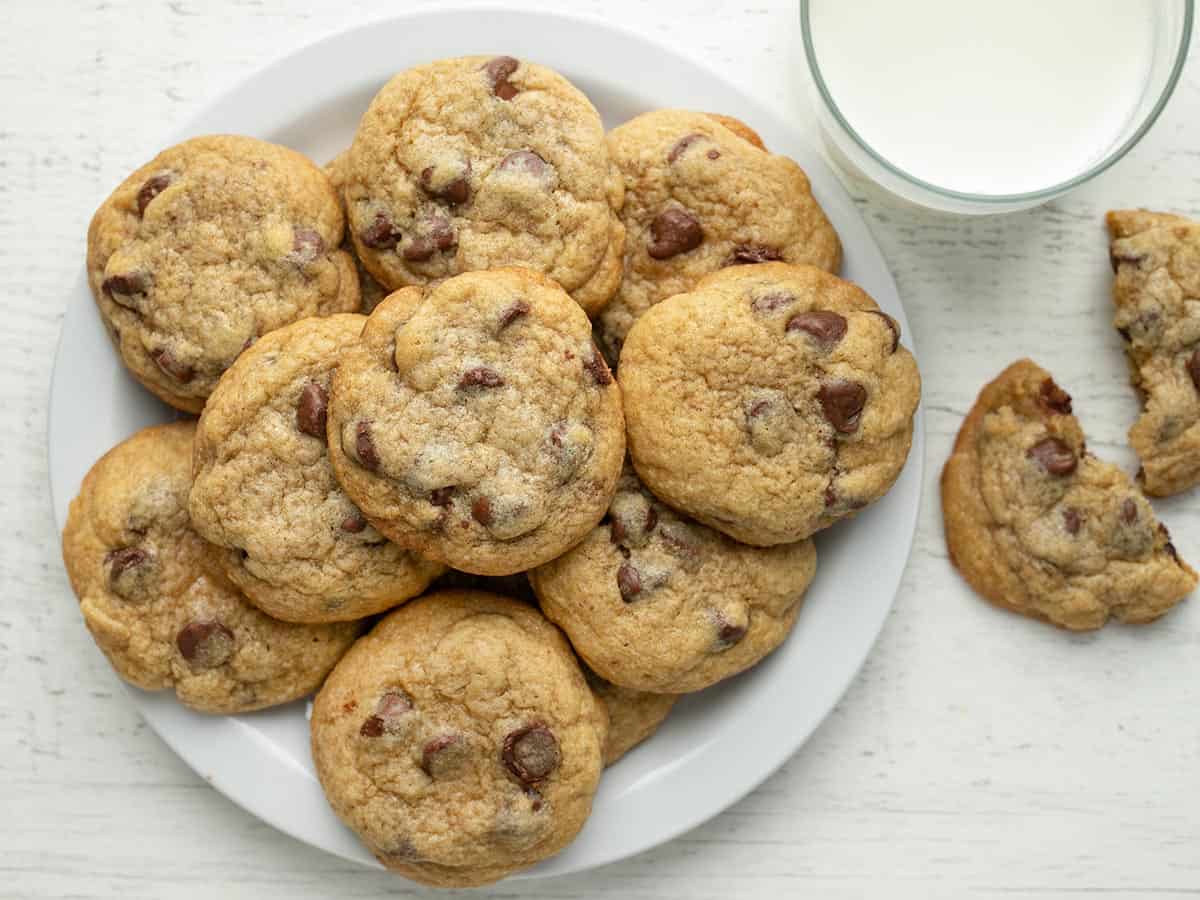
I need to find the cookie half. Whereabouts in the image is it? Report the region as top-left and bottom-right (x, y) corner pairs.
(619, 262), (919, 545)
(61, 422), (359, 713)
(328, 268), (625, 575)
(530, 465), (815, 693)
(189, 315), (444, 623)
(597, 109), (841, 362)
(1108, 209), (1200, 496)
(87, 135), (360, 412)
(942, 359), (1196, 629)
(343, 55), (625, 315)
(310, 591), (607, 887)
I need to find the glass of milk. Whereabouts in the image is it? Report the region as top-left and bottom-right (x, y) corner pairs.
(801, 0), (1193, 214)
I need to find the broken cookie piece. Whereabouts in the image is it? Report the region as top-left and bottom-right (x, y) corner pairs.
(941, 358), (1196, 630)
(1107, 209), (1200, 496)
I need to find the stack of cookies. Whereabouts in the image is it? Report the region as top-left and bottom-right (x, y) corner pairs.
(63, 55), (921, 887)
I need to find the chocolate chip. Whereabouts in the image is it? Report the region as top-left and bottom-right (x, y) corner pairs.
(1117, 326), (1132, 343)
(786, 310), (847, 347)
(751, 292), (794, 315)
(106, 547), (148, 585)
(291, 227), (325, 264)
(403, 217), (457, 262)
(870, 311), (901, 353)
(616, 562), (642, 602)
(584, 349), (613, 386)
(659, 524), (701, 570)
(102, 271), (148, 298)
(713, 612), (747, 649)
(1063, 507), (1083, 535)
(647, 207), (703, 260)
(1026, 437), (1077, 476)
(502, 723), (560, 784)
(151, 348), (194, 383)
(471, 496), (493, 527)
(1121, 498), (1139, 524)
(609, 495), (657, 546)
(1186, 348), (1200, 392)
(402, 236), (437, 262)
(361, 690), (413, 736)
(430, 487), (455, 507)
(136, 174), (172, 216)
(421, 734), (463, 778)
(1039, 378), (1073, 415)
(498, 300), (530, 330)
(483, 55), (520, 100)
(1156, 523), (1181, 562)
(355, 421), (380, 471)
(296, 383), (328, 438)
(360, 211), (401, 250)
(667, 133), (708, 163)
(498, 150), (548, 178)
(458, 366), (504, 389)
(726, 244), (782, 266)
(176, 621), (235, 668)
(818, 380), (867, 433)
(420, 162), (471, 205)
(378, 690), (412, 717)
(340, 510), (368, 533)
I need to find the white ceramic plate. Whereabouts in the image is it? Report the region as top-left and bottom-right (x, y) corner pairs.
(48, 8), (924, 879)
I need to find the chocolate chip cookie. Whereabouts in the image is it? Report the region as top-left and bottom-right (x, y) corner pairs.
(326, 150), (390, 312)
(619, 263), (919, 546)
(583, 668), (676, 766)
(310, 590), (607, 887)
(942, 359), (1196, 630)
(189, 315), (444, 623)
(61, 422), (359, 713)
(596, 109), (841, 363)
(530, 465), (815, 693)
(1108, 209), (1200, 496)
(328, 268), (625, 575)
(87, 135), (360, 413)
(342, 56), (624, 315)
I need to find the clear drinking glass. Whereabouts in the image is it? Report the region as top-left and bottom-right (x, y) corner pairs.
(801, 0), (1193, 214)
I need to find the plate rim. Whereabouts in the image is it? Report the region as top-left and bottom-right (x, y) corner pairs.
(47, 5), (925, 880)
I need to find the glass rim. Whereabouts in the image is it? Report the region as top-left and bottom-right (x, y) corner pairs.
(800, 0), (1195, 205)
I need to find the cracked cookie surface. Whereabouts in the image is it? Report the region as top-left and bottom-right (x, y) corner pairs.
(1108, 209), (1200, 496)
(310, 590), (607, 888)
(343, 56), (624, 316)
(597, 109), (841, 363)
(941, 359), (1196, 630)
(61, 422), (359, 713)
(619, 262), (919, 545)
(328, 268), (625, 575)
(189, 315), (444, 623)
(87, 135), (360, 412)
(531, 465), (814, 692)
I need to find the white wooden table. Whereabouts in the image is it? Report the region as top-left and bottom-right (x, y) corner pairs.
(4, 2), (1199, 897)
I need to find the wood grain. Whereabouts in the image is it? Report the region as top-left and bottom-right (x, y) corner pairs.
(3, 1), (1198, 897)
